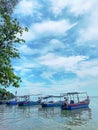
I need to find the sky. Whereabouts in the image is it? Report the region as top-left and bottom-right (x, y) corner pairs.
(7, 0), (98, 96)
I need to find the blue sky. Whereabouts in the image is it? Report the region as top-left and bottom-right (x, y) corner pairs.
(8, 0), (98, 96)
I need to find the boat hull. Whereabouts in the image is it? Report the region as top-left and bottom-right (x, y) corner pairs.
(0, 100), (6, 105)
(41, 101), (64, 107)
(6, 101), (18, 105)
(61, 102), (89, 110)
(18, 101), (40, 106)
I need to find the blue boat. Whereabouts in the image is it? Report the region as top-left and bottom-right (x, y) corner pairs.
(61, 92), (90, 110)
(6, 96), (20, 105)
(0, 100), (6, 105)
(18, 101), (40, 106)
(6, 101), (18, 105)
(18, 95), (41, 106)
(41, 95), (64, 107)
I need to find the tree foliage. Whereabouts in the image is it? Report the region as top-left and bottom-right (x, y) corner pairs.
(0, 0), (18, 14)
(0, 88), (14, 99)
(0, 1), (28, 88)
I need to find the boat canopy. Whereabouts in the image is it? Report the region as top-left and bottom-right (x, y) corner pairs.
(42, 95), (64, 99)
(15, 94), (42, 98)
(60, 92), (87, 96)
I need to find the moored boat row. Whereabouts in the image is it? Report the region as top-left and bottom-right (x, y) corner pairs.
(0, 92), (90, 110)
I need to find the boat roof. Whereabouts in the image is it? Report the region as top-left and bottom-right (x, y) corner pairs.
(61, 92), (87, 96)
(15, 94), (42, 98)
(42, 95), (64, 99)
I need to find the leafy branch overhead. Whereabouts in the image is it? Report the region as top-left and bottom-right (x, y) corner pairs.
(0, 3), (28, 88)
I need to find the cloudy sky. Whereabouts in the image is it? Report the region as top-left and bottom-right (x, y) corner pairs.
(8, 0), (98, 96)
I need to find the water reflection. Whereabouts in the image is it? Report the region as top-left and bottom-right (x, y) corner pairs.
(17, 105), (39, 118)
(0, 105), (93, 130)
(38, 107), (61, 118)
(61, 108), (92, 129)
(38, 107), (92, 130)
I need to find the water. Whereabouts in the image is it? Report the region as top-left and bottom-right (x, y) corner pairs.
(0, 98), (98, 130)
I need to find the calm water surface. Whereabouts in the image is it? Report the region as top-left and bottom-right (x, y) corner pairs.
(0, 98), (98, 130)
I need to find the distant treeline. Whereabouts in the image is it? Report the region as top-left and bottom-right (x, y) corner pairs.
(0, 88), (14, 100)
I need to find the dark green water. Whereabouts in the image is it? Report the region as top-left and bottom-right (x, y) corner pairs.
(0, 98), (98, 130)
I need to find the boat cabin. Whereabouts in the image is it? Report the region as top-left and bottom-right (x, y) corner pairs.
(61, 92), (90, 110)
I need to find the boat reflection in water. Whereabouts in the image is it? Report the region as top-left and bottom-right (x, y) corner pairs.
(0, 104), (92, 130)
(61, 108), (92, 129)
(38, 106), (92, 129)
(38, 107), (61, 118)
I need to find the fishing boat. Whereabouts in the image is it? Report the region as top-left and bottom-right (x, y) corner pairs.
(6, 96), (19, 105)
(61, 92), (90, 110)
(0, 100), (6, 105)
(41, 95), (64, 107)
(18, 95), (41, 106)
(6, 100), (18, 105)
(18, 101), (40, 106)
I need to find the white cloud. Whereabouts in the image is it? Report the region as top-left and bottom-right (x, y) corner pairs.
(18, 44), (44, 56)
(12, 58), (98, 96)
(11, 0), (98, 97)
(50, 39), (61, 45)
(50, 39), (65, 49)
(14, 57), (37, 76)
(37, 39), (66, 55)
(39, 53), (87, 71)
(18, 45), (34, 55)
(21, 28), (35, 42)
(68, 0), (95, 16)
(14, 65), (32, 76)
(8, 77), (98, 96)
(50, 0), (97, 16)
(15, 0), (40, 16)
(77, 66), (98, 78)
(15, 0), (97, 18)
(22, 20), (77, 41)
(41, 71), (55, 81)
(49, 0), (69, 16)
(13, 78), (80, 95)
(78, 6), (98, 43)
(76, 59), (98, 78)
(33, 20), (76, 35)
